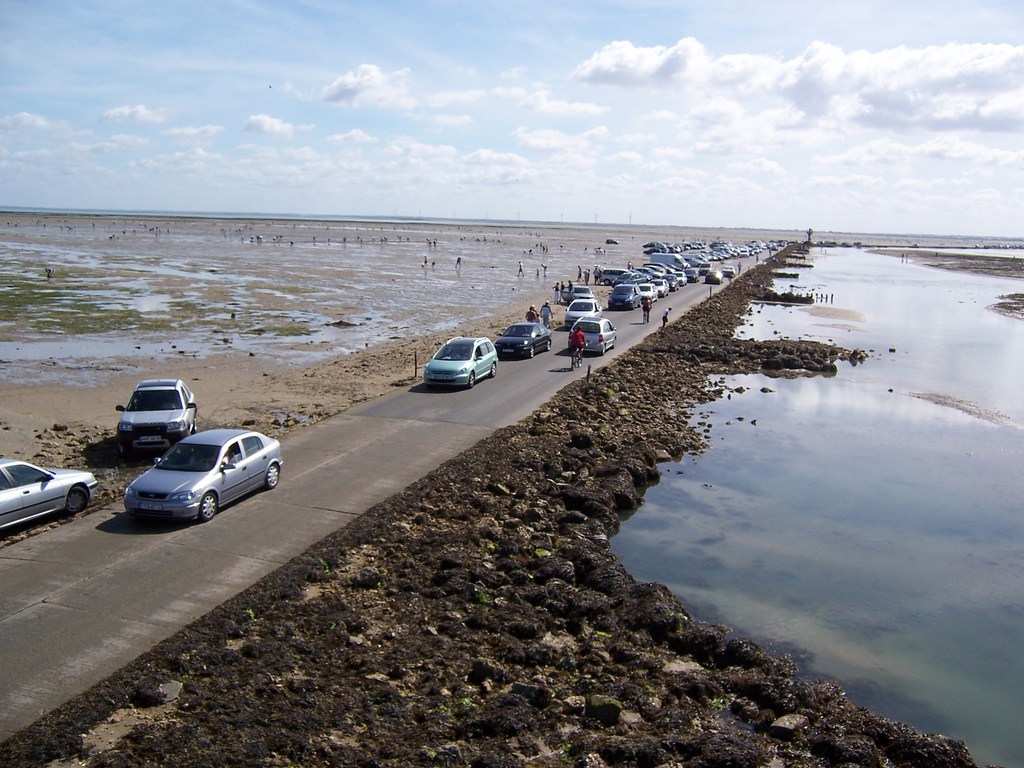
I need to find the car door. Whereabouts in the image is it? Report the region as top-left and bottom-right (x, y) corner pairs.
(240, 435), (268, 493)
(3, 463), (62, 521)
(218, 440), (250, 503)
(0, 469), (25, 528)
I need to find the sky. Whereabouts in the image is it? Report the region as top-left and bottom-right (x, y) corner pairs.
(2, 0), (1024, 238)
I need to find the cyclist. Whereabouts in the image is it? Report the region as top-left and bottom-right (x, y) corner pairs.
(569, 325), (586, 368)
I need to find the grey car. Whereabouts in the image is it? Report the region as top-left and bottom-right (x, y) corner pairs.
(124, 429), (283, 523)
(570, 317), (617, 355)
(0, 459), (98, 531)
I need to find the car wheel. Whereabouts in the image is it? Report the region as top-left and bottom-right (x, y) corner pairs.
(264, 462), (281, 490)
(545, 339), (552, 352)
(600, 344), (608, 356)
(528, 346), (535, 358)
(190, 420), (197, 435)
(196, 492), (218, 523)
(64, 486), (89, 515)
(467, 371), (476, 388)
(489, 361), (497, 379)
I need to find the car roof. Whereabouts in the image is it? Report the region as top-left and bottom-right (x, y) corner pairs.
(135, 378), (184, 389)
(179, 429), (260, 445)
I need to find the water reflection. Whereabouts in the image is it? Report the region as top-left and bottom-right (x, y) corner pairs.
(613, 250), (1024, 768)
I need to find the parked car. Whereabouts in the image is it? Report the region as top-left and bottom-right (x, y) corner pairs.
(564, 298), (602, 326)
(649, 278), (670, 298)
(635, 283), (657, 304)
(705, 270), (723, 284)
(116, 379), (198, 457)
(599, 267), (631, 285)
(570, 317), (617, 355)
(0, 459), (99, 531)
(423, 336), (497, 388)
(683, 267), (700, 283)
(721, 264), (737, 278)
(494, 322), (552, 358)
(607, 282), (642, 310)
(124, 429), (283, 523)
(561, 285), (596, 304)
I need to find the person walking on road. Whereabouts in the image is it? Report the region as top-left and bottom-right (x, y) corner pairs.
(641, 295), (652, 323)
(662, 306), (671, 329)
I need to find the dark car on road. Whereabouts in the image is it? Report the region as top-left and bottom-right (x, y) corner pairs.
(608, 283), (642, 310)
(494, 322), (552, 358)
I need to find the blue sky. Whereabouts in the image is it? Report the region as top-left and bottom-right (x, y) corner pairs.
(3, 0), (1024, 236)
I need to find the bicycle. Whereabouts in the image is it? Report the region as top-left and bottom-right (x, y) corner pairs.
(570, 345), (583, 369)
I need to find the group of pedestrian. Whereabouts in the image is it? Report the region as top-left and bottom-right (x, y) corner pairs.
(527, 302), (553, 327)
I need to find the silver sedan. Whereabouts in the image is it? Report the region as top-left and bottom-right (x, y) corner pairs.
(0, 459), (98, 531)
(124, 429), (283, 523)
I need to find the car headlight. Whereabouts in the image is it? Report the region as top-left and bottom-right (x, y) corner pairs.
(124, 485), (136, 497)
(118, 421), (133, 432)
(168, 418), (185, 431)
(169, 490), (195, 502)
(457, 366), (469, 375)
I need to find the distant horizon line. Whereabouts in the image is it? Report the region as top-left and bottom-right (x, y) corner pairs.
(1, 205), (1019, 244)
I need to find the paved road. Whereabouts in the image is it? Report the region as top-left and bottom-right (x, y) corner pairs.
(0, 281), (721, 741)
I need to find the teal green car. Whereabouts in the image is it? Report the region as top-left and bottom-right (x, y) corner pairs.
(423, 337), (498, 388)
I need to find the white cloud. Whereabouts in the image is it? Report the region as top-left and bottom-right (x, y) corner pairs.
(163, 125), (224, 141)
(327, 129), (377, 144)
(244, 114), (297, 137)
(0, 112), (53, 130)
(520, 90), (607, 117)
(432, 114), (473, 127)
(321, 64), (416, 110)
(101, 105), (170, 123)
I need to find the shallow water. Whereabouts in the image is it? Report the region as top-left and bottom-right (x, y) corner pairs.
(612, 249), (1024, 767)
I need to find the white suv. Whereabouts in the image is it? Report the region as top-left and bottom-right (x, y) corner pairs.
(116, 379), (198, 457)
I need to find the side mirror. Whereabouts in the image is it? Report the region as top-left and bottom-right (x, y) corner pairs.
(116, 405), (126, 412)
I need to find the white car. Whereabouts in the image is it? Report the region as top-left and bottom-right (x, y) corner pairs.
(721, 265), (737, 278)
(635, 283), (657, 304)
(564, 298), (602, 326)
(649, 278), (670, 297)
(116, 379), (198, 458)
(1, 459), (98, 531)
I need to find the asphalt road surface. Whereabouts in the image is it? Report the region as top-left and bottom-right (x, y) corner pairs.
(0, 281), (721, 740)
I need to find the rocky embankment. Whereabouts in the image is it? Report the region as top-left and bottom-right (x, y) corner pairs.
(0, 249), (988, 768)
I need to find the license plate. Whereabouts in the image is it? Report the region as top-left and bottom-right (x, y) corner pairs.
(141, 502), (163, 511)
(139, 435), (163, 443)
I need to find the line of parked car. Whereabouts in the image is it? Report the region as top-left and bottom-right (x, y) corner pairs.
(5, 246), (755, 534)
(2, 377), (284, 533)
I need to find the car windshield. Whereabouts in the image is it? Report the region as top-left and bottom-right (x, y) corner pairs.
(501, 325), (532, 337)
(434, 341), (475, 361)
(576, 321), (601, 333)
(611, 286), (633, 294)
(127, 389), (182, 411)
(569, 301), (595, 311)
(157, 442), (220, 472)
